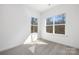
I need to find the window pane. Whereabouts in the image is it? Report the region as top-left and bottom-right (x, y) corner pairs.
(31, 26), (38, 33)
(46, 26), (53, 33)
(46, 17), (53, 25)
(31, 17), (38, 25)
(55, 25), (65, 34)
(55, 14), (65, 24)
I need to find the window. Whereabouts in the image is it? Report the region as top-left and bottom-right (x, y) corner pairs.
(46, 17), (53, 33)
(31, 17), (38, 25)
(31, 17), (38, 33)
(46, 26), (53, 33)
(55, 25), (65, 34)
(46, 17), (53, 25)
(46, 13), (65, 34)
(54, 14), (65, 34)
(55, 14), (65, 24)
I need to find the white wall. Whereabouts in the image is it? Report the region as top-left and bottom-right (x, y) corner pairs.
(40, 5), (79, 48)
(0, 4), (39, 51)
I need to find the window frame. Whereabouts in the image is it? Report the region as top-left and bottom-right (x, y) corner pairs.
(31, 17), (38, 33)
(46, 17), (54, 33)
(46, 13), (65, 35)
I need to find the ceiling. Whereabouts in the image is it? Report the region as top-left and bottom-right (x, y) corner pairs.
(27, 4), (58, 12)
